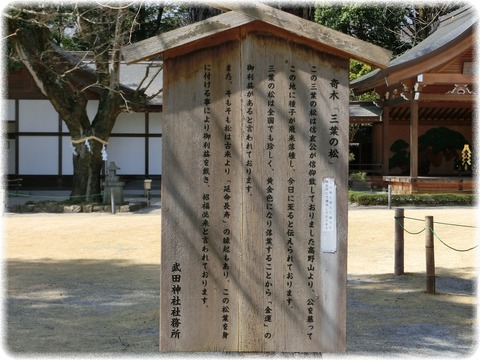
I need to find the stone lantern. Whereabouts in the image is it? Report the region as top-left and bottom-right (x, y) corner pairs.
(103, 162), (124, 205)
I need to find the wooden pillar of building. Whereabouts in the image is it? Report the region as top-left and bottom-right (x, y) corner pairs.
(409, 98), (419, 178)
(382, 106), (390, 176)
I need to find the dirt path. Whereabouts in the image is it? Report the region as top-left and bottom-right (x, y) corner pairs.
(2, 207), (477, 357)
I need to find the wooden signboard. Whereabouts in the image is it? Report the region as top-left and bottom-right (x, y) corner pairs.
(160, 25), (348, 353)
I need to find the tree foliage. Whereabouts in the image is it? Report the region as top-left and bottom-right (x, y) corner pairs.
(315, 2), (465, 102)
(403, 3), (467, 47)
(315, 3), (408, 55)
(128, 4), (189, 43)
(315, 2), (464, 55)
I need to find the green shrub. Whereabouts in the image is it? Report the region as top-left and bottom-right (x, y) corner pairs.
(348, 191), (475, 206)
(349, 171), (367, 181)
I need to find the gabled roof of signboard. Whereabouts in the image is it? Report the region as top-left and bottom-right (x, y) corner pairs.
(121, 3), (392, 69)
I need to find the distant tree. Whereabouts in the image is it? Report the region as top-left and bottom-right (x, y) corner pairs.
(349, 59), (377, 101)
(315, 3), (464, 55)
(186, 6), (222, 23)
(274, 2), (316, 21)
(403, 4), (466, 47)
(315, 3), (409, 55)
(185, 2), (315, 24)
(129, 4), (189, 43)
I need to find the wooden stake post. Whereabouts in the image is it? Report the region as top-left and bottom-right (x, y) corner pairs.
(425, 216), (436, 294)
(122, 5), (392, 354)
(394, 208), (405, 276)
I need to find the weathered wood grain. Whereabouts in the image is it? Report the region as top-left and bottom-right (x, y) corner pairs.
(160, 29), (348, 353)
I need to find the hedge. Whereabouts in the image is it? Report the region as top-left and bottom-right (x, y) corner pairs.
(348, 191), (475, 206)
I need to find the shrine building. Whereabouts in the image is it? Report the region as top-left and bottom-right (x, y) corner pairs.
(350, 5), (477, 194)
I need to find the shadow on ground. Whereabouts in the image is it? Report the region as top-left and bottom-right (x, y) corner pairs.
(6, 259), (160, 353)
(5, 259), (477, 357)
(346, 268), (477, 357)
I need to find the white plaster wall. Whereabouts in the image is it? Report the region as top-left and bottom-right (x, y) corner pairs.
(149, 137), (162, 175)
(61, 136), (74, 175)
(18, 136), (58, 174)
(61, 119), (68, 132)
(86, 100), (99, 123)
(12, 99), (162, 176)
(6, 139), (16, 174)
(106, 137), (145, 175)
(6, 99), (15, 120)
(19, 100), (58, 132)
(4, 100), (16, 174)
(149, 112), (163, 134)
(112, 112), (145, 133)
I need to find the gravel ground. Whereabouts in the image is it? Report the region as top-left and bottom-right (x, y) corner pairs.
(2, 204), (477, 359)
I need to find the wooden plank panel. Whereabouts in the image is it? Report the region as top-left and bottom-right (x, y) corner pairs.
(421, 73), (474, 84)
(237, 34), (349, 352)
(161, 40), (242, 351)
(160, 30), (348, 353)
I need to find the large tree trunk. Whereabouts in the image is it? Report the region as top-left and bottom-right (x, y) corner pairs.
(68, 95), (121, 203)
(71, 142), (104, 203)
(8, 8), (123, 204)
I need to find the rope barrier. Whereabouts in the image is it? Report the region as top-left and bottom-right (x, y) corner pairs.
(431, 220), (477, 229)
(429, 227), (478, 252)
(394, 214), (477, 252)
(396, 215), (477, 229)
(395, 218), (425, 235)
